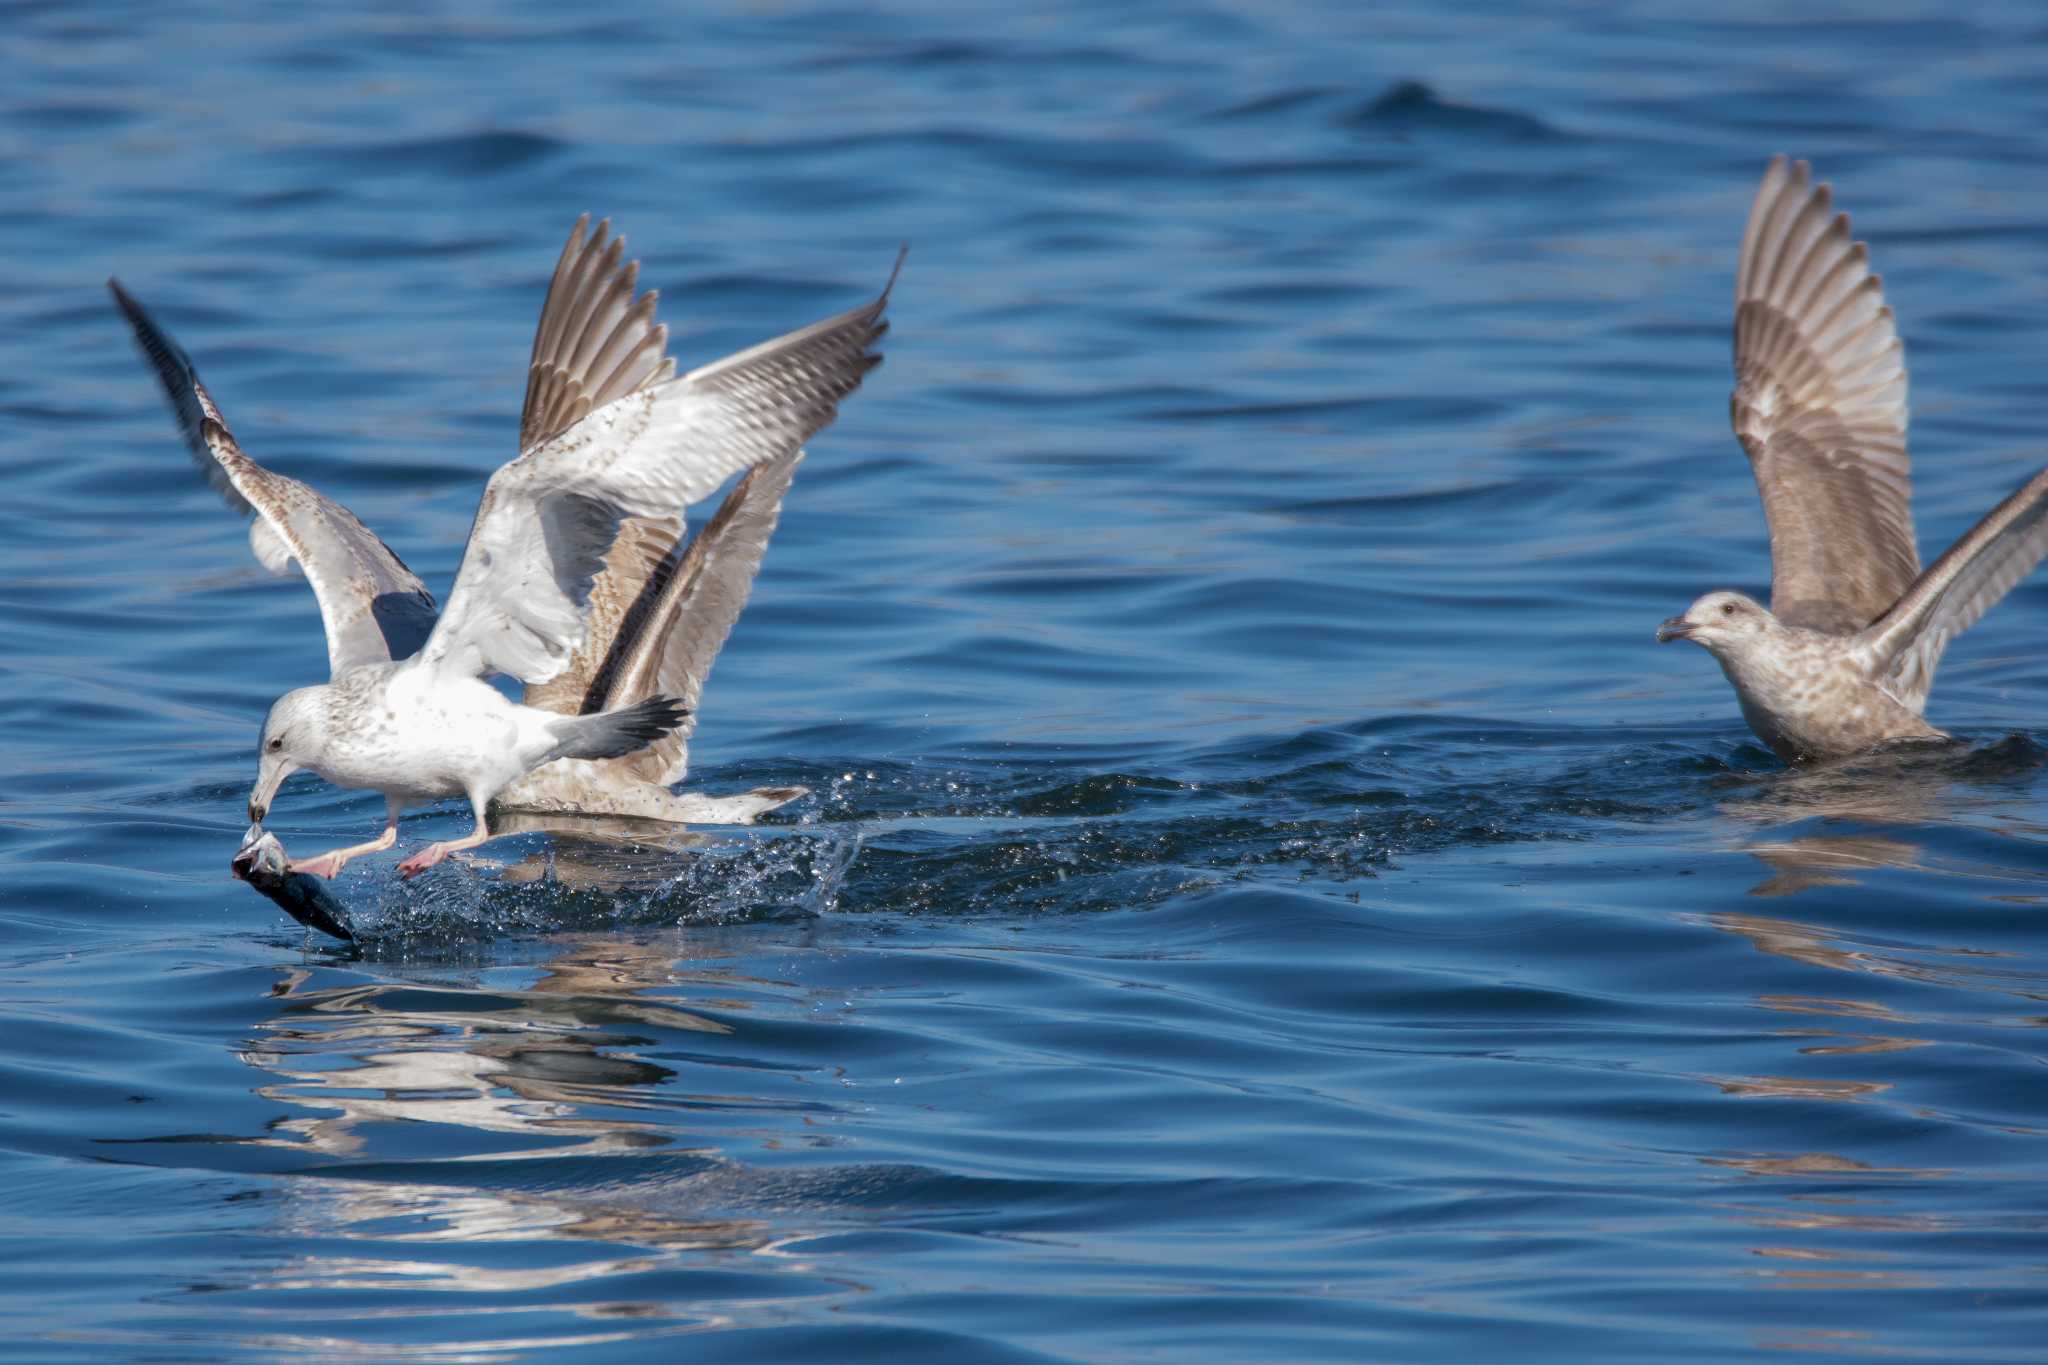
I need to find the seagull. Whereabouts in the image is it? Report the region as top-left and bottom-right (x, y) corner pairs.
(1657, 155), (2048, 762)
(113, 218), (895, 876)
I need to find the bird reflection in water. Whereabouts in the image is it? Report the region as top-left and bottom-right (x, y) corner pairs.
(218, 935), (837, 1348)
(245, 940), (729, 1159)
(1672, 741), (2045, 1307)
(484, 810), (720, 893)
(1710, 734), (2047, 898)
(238, 937), (788, 1269)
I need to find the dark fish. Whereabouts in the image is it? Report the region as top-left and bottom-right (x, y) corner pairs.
(231, 824), (355, 942)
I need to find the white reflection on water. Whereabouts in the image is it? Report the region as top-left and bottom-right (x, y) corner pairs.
(218, 937), (834, 1355)
(243, 939), (736, 1160)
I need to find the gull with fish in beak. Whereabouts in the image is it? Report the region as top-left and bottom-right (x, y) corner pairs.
(1658, 156), (2048, 762)
(114, 218), (896, 877)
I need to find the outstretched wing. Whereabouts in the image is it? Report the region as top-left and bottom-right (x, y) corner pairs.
(1859, 467), (2048, 709)
(108, 280), (439, 675)
(420, 250), (898, 686)
(1731, 155), (1914, 635)
(520, 215), (677, 453)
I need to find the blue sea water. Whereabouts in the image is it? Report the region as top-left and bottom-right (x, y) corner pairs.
(5, 2), (2048, 1360)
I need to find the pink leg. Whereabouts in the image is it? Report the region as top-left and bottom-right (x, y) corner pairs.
(397, 812), (498, 880)
(291, 805), (401, 879)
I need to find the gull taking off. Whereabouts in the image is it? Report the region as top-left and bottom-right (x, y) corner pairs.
(113, 219), (895, 876)
(1657, 156), (2048, 762)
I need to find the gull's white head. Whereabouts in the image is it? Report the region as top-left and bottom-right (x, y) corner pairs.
(1656, 590), (1775, 654)
(249, 685), (331, 823)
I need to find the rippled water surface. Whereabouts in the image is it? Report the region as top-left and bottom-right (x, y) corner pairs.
(7, 3), (2048, 1360)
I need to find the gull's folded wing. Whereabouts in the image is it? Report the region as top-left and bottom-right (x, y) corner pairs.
(1860, 467), (2048, 708)
(108, 281), (439, 676)
(419, 250), (898, 687)
(1731, 156), (1914, 635)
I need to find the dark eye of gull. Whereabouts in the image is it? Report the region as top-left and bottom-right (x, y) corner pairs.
(1721, 602), (1736, 616)
(268, 737), (283, 752)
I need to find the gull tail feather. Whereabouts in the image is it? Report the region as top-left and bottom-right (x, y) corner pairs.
(544, 694), (691, 763)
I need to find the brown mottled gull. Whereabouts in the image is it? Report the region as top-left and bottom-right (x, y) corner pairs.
(112, 217), (895, 877)
(1657, 155), (2048, 762)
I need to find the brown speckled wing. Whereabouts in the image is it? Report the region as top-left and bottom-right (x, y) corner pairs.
(520, 215), (677, 454)
(1731, 156), (1914, 635)
(109, 280), (438, 675)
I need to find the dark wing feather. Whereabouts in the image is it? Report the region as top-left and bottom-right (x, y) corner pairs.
(108, 280), (438, 674)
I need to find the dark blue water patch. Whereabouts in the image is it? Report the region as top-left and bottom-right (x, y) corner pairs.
(1141, 392), (1510, 427)
(231, 185), (341, 212)
(165, 728), (1772, 944)
(668, 270), (900, 328)
(1204, 153), (1420, 184)
(291, 129), (568, 178)
(5, 100), (136, 131)
(1207, 84), (1351, 122)
(963, 565), (1190, 606)
(276, 229), (519, 263)
(714, 126), (1215, 185)
(799, 36), (1173, 80)
(1195, 277), (1392, 309)
(670, 1326), (1073, 1365)
(1343, 80), (1564, 142)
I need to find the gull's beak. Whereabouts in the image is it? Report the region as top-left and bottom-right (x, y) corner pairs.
(247, 761), (294, 824)
(1656, 615), (1695, 644)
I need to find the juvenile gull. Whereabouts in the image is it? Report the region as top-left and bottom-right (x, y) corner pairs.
(1657, 156), (2048, 762)
(113, 218), (895, 876)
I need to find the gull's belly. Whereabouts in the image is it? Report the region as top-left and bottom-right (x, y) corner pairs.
(1730, 652), (1941, 762)
(313, 673), (528, 800)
